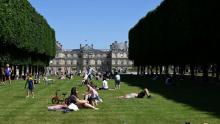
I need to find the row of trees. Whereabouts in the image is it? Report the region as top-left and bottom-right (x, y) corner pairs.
(0, 0), (56, 67)
(128, 0), (220, 80)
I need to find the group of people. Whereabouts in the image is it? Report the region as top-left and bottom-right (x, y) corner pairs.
(66, 86), (100, 110)
(52, 68), (151, 112)
(64, 77), (151, 112)
(98, 72), (120, 90)
(48, 80), (102, 111)
(82, 70), (121, 90)
(1, 64), (152, 111)
(20, 66), (149, 112)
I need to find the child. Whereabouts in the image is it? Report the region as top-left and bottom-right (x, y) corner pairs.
(25, 74), (35, 98)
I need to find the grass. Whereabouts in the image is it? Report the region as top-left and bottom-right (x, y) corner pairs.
(0, 75), (220, 124)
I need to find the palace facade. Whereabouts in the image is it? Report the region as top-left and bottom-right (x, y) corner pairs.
(47, 41), (133, 75)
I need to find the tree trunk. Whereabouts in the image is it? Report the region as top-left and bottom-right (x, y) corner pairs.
(165, 65), (169, 76)
(173, 65), (176, 77)
(147, 65), (150, 75)
(202, 64), (209, 82)
(179, 64), (185, 80)
(190, 64), (195, 80)
(19, 65), (22, 78)
(137, 66), (140, 75)
(211, 64), (215, 77)
(150, 65), (153, 75)
(216, 64), (220, 81)
(156, 65), (159, 75)
(140, 66), (143, 75)
(159, 65), (163, 75)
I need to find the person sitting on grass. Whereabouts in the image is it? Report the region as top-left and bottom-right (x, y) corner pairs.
(98, 77), (115, 90)
(84, 82), (103, 106)
(99, 77), (108, 90)
(67, 87), (99, 110)
(117, 88), (151, 99)
(25, 74), (35, 98)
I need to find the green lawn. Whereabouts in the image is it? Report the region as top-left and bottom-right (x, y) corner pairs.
(0, 75), (220, 124)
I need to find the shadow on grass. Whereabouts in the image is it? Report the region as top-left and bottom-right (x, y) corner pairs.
(121, 74), (220, 118)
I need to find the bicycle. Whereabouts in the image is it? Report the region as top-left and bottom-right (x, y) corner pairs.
(51, 90), (68, 104)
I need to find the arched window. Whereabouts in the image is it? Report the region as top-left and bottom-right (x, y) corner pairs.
(112, 60), (115, 65)
(117, 60), (121, 65)
(97, 60), (102, 65)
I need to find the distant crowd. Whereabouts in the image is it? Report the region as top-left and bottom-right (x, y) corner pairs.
(0, 64), (152, 112)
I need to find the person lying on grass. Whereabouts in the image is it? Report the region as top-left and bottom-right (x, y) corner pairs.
(68, 87), (99, 110)
(117, 88), (151, 99)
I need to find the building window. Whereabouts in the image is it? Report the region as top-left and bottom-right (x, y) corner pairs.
(117, 60), (121, 65)
(90, 60), (95, 65)
(97, 60), (102, 65)
(72, 60), (77, 65)
(111, 53), (115, 58)
(117, 53), (123, 58)
(58, 53), (65, 58)
(97, 54), (100, 57)
(102, 54), (107, 57)
(123, 60), (127, 65)
(123, 53), (127, 58)
(129, 61), (133, 65)
(112, 60), (115, 65)
(67, 60), (71, 65)
(73, 54), (78, 58)
(67, 54), (72, 58)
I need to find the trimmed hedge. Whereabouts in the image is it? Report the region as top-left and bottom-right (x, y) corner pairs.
(0, 0), (56, 66)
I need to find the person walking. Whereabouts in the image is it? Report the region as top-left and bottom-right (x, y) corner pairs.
(5, 64), (12, 84)
(115, 72), (121, 89)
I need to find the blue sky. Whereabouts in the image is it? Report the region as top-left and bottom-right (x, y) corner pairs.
(29, 0), (163, 49)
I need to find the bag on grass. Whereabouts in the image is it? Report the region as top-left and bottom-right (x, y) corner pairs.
(68, 103), (79, 111)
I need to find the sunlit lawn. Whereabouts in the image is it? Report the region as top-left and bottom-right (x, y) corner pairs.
(0, 75), (220, 124)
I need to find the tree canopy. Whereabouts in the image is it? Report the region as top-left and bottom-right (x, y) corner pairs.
(0, 0), (56, 66)
(129, 0), (220, 65)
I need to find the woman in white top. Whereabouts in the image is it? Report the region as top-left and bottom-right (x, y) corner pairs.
(99, 77), (108, 90)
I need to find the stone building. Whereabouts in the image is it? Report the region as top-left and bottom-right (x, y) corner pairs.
(47, 41), (133, 75)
